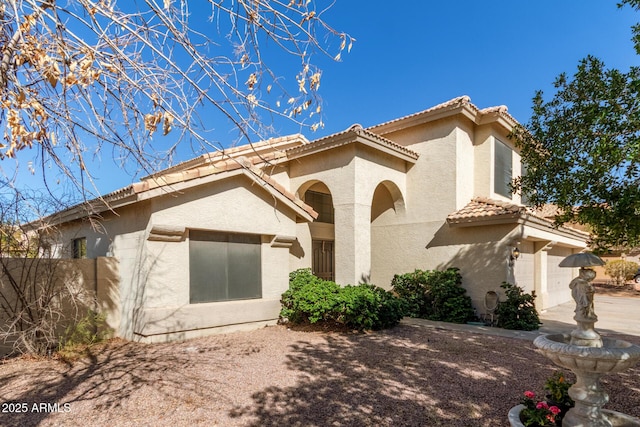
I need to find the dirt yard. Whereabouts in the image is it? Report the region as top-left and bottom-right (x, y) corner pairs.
(1, 316), (639, 427)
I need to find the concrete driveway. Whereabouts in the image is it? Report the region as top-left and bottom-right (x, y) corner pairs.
(403, 294), (639, 340)
(538, 294), (639, 337)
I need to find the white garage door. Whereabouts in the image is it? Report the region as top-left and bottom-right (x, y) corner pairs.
(547, 246), (574, 307)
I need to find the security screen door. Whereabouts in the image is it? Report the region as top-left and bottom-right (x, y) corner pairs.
(312, 240), (334, 281)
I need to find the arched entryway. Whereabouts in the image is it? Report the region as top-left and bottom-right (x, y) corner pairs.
(370, 180), (406, 286)
(298, 181), (335, 281)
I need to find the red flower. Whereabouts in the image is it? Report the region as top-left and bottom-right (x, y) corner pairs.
(536, 401), (549, 410)
(524, 391), (535, 399)
(549, 406), (561, 415)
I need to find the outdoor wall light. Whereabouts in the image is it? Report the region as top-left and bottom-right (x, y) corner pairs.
(508, 247), (521, 267)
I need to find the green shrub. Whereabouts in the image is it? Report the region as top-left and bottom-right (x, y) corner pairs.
(391, 267), (475, 324)
(58, 310), (108, 352)
(495, 282), (541, 331)
(280, 269), (340, 324)
(371, 285), (407, 330)
(280, 269), (404, 330)
(424, 268), (475, 323)
(390, 269), (430, 317)
(604, 259), (639, 286)
(337, 284), (406, 330)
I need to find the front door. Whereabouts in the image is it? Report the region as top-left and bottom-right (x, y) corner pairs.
(312, 240), (334, 281)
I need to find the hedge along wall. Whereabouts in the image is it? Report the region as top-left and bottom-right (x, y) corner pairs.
(0, 257), (119, 355)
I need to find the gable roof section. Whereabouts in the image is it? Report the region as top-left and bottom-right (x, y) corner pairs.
(44, 123), (420, 227)
(47, 155), (317, 226)
(368, 95), (519, 136)
(143, 133), (310, 179)
(285, 124), (419, 163)
(447, 197), (588, 241)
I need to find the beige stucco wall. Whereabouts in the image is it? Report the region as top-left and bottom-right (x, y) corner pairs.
(288, 143), (409, 285)
(0, 257), (118, 355)
(366, 118), (508, 301)
(364, 116), (584, 316)
(43, 103), (590, 343)
(366, 119), (458, 283)
(54, 174), (305, 342)
(128, 175), (300, 341)
(55, 203), (148, 339)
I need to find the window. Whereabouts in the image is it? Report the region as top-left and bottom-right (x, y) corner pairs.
(72, 237), (87, 259)
(304, 190), (334, 223)
(189, 230), (262, 303)
(494, 139), (513, 198)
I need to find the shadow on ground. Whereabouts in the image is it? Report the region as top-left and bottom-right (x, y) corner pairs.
(229, 326), (640, 427)
(0, 324), (638, 426)
(0, 339), (227, 427)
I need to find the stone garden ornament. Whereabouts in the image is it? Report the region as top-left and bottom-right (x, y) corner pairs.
(509, 252), (640, 427)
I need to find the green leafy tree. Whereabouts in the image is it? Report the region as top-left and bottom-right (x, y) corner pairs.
(511, 2), (640, 251)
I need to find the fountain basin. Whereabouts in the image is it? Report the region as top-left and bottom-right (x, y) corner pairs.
(534, 334), (640, 374)
(533, 333), (640, 426)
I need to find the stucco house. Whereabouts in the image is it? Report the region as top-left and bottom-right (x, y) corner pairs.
(46, 96), (588, 342)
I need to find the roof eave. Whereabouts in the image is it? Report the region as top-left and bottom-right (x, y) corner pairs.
(370, 102), (474, 136)
(135, 167), (317, 222)
(369, 97), (519, 137)
(447, 213), (589, 242)
(446, 214), (523, 228)
(41, 189), (138, 227)
(286, 128), (418, 163)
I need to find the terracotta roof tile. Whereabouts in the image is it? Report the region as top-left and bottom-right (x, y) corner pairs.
(447, 197), (526, 221)
(368, 95), (520, 134)
(286, 124), (419, 160)
(368, 96), (473, 131)
(447, 198), (589, 238)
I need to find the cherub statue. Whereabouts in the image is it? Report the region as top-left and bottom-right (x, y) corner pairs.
(569, 268), (597, 321)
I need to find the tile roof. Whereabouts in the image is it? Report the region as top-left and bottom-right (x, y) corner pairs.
(447, 198), (589, 238)
(131, 154), (318, 220)
(285, 124), (419, 161)
(143, 134), (309, 179)
(368, 95), (519, 134)
(47, 153), (318, 225)
(447, 197), (526, 222)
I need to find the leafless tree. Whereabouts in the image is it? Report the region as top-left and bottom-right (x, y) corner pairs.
(0, 189), (94, 356)
(0, 0), (352, 197)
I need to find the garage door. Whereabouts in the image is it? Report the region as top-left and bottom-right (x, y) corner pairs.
(514, 241), (534, 293)
(546, 246), (573, 307)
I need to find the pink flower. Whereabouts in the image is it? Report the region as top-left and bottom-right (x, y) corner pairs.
(549, 406), (561, 415)
(547, 414), (557, 422)
(536, 401), (549, 410)
(524, 391), (535, 399)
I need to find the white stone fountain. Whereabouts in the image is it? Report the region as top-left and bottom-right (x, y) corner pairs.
(510, 252), (640, 427)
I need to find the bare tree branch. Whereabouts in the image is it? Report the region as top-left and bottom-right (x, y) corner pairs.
(0, 0), (352, 200)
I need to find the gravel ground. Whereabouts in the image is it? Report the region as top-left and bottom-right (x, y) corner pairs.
(1, 320), (639, 427)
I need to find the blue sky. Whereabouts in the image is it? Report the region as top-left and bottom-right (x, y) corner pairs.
(307, 1), (638, 134)
(5, 1), (639, 197)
